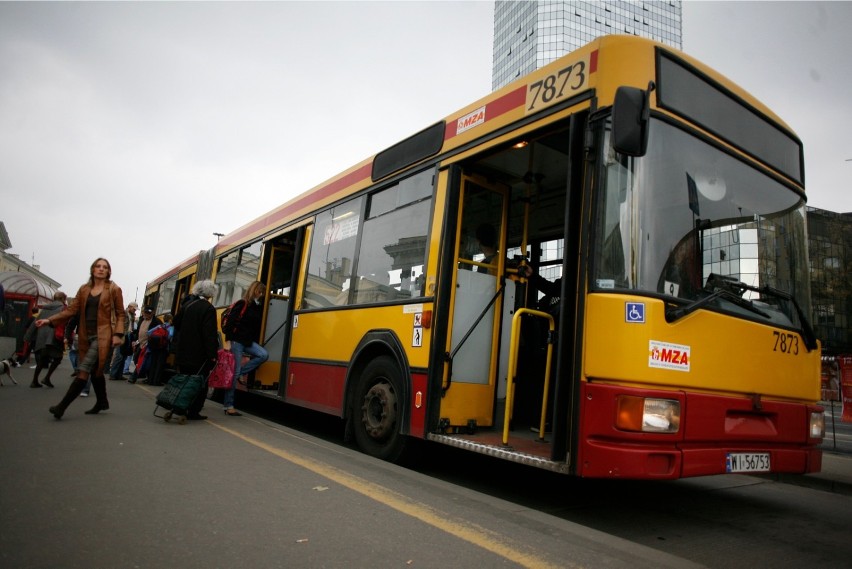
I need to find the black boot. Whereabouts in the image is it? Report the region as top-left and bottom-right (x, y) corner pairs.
(42, 358), (60, 388)
(49, 377), (88, 419)
(30, 365), (44, 388)
(85, 375), (110, 415)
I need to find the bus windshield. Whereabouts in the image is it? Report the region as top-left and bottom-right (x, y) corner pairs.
(594, 118), (811, 328)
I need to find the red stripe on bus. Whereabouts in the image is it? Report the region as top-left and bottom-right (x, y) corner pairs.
(218, 163), (373, 249)
(148, 253), (200, 287)
(445, 86), (527, 140)
(221, 50), (599, 248)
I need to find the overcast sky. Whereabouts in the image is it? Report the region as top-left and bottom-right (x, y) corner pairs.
(1, 1), (850, 303)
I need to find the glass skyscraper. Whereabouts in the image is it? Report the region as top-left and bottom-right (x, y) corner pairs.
(807, 207), (851, 356)
(492, 1), (682, 89)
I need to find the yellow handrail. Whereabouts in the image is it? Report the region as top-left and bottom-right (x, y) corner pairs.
(503, 308), (555, 444)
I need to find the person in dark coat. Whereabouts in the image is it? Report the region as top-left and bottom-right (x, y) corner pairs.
(29, 291), (68, 388)
(127, 306), (162, 383)
(13, 305), (40, 366)
(143, 313), (172, 386)
(172, 280), (219, 420)
(222, 281), (268, 416)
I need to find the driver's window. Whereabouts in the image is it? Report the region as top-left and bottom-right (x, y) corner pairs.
(594, 140), (633, 290)
(458, 181), (504, 275)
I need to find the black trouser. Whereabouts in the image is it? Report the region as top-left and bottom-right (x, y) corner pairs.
(147, 349), (168, 385)
(32, 351), (62, 384)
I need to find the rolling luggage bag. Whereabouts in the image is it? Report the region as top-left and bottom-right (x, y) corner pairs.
(153, 372), (205, 425)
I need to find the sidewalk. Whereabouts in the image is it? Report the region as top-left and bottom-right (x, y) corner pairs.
(764, 451), (852, 496)
(0, 359), (709, 569)
(7, 358), (851, 496)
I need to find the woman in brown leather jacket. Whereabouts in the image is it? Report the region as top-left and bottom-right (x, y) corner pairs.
(36, 258), (126, 419)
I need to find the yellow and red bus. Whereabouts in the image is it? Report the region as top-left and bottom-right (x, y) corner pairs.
(145, 36), (824, 479)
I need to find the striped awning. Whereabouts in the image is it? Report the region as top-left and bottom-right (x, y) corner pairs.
(0, 271), (57, 304)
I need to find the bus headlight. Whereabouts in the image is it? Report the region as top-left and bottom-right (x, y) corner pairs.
(616, 395), (681, 433)
(810, 411), (825, 439)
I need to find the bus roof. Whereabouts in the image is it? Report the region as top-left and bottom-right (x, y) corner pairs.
(159, 35), (802, 269)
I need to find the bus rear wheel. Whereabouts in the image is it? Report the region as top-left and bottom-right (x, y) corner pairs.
(352, 356), (407, 462)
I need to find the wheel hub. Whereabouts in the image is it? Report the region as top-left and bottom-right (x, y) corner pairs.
(361, 381), (397, 440)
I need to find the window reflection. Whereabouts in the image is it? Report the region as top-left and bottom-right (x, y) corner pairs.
(593, 119), (811, 322)
(156, 275), (177, 315)
(214, 241), (261, 306)
(302, 169), (434, 309)
(354, 199), (430, 304)
(303, 199), (363, 308)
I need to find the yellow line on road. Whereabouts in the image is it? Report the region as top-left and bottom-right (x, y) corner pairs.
(209, 420), (573, 569)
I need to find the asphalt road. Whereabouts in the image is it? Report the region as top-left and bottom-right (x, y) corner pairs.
(3, 358), (849, 569)
(1, 359), (700, 569)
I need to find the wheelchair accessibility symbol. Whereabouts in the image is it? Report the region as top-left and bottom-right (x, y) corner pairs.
(626, 302), (645, 323)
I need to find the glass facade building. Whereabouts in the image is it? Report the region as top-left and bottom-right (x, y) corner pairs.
(807, 207), (851, 356)
(490, 1), (848, 368)
(492, 1), (682, 89)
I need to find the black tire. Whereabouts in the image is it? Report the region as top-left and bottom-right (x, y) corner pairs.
(351, 356), (407, 462)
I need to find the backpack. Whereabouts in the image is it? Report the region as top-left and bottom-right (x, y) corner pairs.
(148, 325), (169, 351)
(220, 300), (247, 336)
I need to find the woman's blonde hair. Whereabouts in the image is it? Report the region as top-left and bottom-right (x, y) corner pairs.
(243, 281), (266, 302)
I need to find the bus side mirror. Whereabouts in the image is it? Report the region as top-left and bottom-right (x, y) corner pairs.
(612, 84), (653, 157)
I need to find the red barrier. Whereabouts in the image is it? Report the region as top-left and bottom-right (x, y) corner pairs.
(840, 356), (852, 423)
(821, 361), (840, 401)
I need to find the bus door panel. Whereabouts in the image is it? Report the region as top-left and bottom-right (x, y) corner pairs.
(441, 175), (510, 428)
(450, 270), (516, 396)
(257, 232), (301, 394)
(173, 274), (194, 314)
(259, 294), (288, 389)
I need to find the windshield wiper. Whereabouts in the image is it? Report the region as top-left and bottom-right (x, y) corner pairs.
(754, 283), (819, 351)
(666, 286), (768, 323)
(665, 274), (817, 351)
(709, 274), (817, 350)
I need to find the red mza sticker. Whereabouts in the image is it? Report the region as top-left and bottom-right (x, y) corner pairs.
(649, 340), (691, 372)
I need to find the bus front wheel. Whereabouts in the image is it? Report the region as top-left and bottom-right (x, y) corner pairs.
(352, 356), (407, 462)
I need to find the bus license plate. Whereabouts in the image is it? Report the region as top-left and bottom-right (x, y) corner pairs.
(726, 452), (770, 473)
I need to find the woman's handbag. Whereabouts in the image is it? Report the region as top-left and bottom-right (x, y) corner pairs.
(208, 348), (235, 389)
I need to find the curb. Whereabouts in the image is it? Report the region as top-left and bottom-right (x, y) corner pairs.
(762, 472), (852, 496)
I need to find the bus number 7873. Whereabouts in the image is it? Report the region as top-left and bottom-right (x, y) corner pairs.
(773, 331), (799, 355)
(525, 57), (589, 114)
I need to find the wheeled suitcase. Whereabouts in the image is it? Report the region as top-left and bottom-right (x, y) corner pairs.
(153, 372), (205, 425)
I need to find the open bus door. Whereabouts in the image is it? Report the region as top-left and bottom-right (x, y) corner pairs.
(255, 227), (304, 394)
(172, 275), (194, 314)
(430, 121), (584, 469)
(440, 174), (513, 431)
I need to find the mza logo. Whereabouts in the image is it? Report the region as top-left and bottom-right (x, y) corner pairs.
(456, 106), (486, 134)
(648, 340), (690, 372)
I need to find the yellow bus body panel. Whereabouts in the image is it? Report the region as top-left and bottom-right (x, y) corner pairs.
(256, 361), (281, 387)
(584, 294), (821, 403)
(436, 383), (495, 427)
(290, 304), (432, 369)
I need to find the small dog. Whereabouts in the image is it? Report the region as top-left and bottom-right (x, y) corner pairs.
(0, 359), (18, 386)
